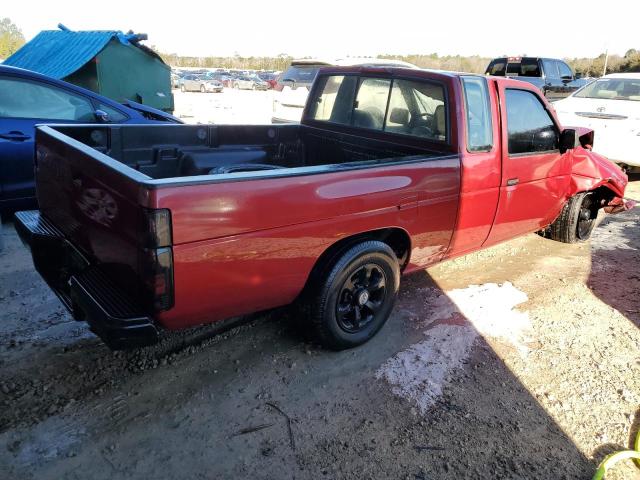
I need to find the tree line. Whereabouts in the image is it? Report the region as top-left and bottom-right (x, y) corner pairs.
(161, 51), (640, 76)
(2, 17), (638, 77)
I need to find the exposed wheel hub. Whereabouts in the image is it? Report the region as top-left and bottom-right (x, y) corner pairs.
(356, 289), (370, 306)
(577, 195), (596, 240)
(579, 208), (591, 221)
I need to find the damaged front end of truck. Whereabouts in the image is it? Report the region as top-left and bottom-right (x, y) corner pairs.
(567, 127), (636, 213)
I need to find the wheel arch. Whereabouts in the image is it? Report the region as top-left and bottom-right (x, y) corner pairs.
(302, 227), (411, 295)
(576, 185), (618, 211)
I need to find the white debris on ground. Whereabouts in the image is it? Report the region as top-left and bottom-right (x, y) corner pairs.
(376, 282), (532, 413)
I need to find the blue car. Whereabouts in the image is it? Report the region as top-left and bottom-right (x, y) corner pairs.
(0, 65), (181, 212)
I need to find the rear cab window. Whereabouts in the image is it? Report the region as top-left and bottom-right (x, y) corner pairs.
(486, 59), (506, 76)
(518, 58), (541, 77)
(308, 74), (448, 143)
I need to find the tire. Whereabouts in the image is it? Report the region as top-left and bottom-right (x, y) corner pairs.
(234, 82), (239, 89)
(549, 192), (597, 243)
(200, 85), (206, 93)
(180, 84), (185, 92)
(305, 241), (400, 350)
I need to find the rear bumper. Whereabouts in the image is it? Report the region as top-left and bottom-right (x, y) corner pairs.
(14, 210), (158, 350)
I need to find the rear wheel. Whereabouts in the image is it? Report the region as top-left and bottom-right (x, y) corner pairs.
(305, 241), (400, 350)
(200, 85), (206, 93)
(550, 192), (597, 243)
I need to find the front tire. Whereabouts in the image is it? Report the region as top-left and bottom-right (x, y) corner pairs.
(550, 192), (597, 243)
(200, 85), (206, 93)
(305, 241), (400, 350)
(180, 84), (185, 92)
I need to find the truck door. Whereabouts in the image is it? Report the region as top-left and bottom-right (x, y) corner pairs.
(485, 86), (571, 245)
(556, 60), (576, 97)
(541, 59), (562, 100)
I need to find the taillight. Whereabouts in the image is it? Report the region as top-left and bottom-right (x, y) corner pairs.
(142, 208), (172, 248)
(140, 208), (174, 311)
(141, 247), (174, 311)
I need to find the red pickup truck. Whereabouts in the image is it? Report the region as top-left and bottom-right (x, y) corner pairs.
(15, 66), (632, 350)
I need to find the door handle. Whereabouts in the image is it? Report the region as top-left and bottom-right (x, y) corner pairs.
(0, 131), (31, 142)
(507, 178), (519, 186)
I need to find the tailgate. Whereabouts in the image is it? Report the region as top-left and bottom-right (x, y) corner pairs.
(34, 125), (152, 300)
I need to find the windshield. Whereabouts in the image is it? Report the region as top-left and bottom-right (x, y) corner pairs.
(280, 65), (321, 84)
(574, 78), (640, 101)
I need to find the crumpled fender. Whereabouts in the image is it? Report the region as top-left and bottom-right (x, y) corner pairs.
(569, 146), (636, 213)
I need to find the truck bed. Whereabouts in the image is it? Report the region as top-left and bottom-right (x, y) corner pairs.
(28, 123), (459, 342)
(49, 123), (445, 181)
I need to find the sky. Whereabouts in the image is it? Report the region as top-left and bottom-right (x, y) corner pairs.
(4, 0), (638, 59)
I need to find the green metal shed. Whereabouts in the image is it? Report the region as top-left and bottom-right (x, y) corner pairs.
(4, 27), (174, 113)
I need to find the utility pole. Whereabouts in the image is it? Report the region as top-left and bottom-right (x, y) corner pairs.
(603, 49), (609, 76)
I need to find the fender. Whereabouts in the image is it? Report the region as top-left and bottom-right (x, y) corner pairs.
(569, 146), (636, 213)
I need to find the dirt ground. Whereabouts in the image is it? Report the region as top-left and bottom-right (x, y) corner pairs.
(0, 176), (639, 480)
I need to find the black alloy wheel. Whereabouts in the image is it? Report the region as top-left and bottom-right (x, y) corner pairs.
(336, 263), (387, 333)
(577, 194), (596, 240)
(550, 192), (598, 243)
(303, 240), (400, 350)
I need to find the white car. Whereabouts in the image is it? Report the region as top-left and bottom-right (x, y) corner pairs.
(554, 73), (640, 170)
(272, 58), (417, 124)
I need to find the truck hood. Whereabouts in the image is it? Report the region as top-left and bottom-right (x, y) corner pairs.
(570, 146), (636, 212)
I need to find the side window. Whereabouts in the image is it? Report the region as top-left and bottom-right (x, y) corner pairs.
(309, 75), (357, 125)
(557, 61), (573, 79)
(506, 89), (558, 155)
(0, 77), (95, 121)
(384, 79), (447, 141)
(352, 77), (391, 130)
(519, 58), (541, 77)
(462, 77), (493, 152)
(542, 60), (559, 79)
(486, 59), (506, 76)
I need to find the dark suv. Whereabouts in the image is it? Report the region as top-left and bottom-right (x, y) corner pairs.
(485, 57), (590, 100)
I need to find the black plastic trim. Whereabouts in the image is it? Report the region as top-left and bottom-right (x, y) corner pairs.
(14, 209), (158, 350)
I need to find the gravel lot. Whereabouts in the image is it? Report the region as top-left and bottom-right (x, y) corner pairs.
(0, 91), (638, 478)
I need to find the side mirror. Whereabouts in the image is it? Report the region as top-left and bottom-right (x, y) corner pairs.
(575, 72), (583, 79)
(559, 128), (576, 153)
(94, 109), (110, 123)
